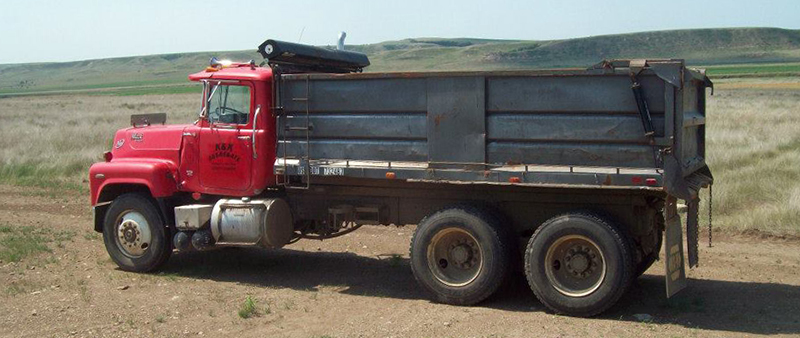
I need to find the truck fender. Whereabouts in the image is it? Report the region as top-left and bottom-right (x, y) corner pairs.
(89, 161), (178, 232)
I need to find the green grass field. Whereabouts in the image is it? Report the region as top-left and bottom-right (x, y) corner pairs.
(705, 63), (800, 77)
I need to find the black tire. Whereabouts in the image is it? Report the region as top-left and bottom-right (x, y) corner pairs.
(635, 214), (664, 277)
(524, 212), (633, 317)
(410, 206), (512, 305)
(103, 193), (172, 272)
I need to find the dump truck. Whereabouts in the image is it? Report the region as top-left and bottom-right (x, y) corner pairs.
(89, 38), (713, 317)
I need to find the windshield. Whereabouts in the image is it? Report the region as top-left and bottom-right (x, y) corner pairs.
(205, 83), (251, 125)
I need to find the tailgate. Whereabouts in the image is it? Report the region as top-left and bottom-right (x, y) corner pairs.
(663, 66), (714, 200)
(660, 64), (714, 295)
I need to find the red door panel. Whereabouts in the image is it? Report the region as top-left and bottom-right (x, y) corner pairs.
(197, 82), (255, 193)
(182, 79), (276, 195)
(199, 127), (252, 191)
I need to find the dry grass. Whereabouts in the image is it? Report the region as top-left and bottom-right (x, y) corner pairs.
(0, 82), (798, 235)
(0, 94), (197, 189)
(704, 85), (800, 235)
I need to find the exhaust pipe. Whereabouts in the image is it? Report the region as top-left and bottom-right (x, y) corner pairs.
(337, 31), (347, 51)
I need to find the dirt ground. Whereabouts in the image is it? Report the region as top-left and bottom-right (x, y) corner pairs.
(1, 184), (800, 338)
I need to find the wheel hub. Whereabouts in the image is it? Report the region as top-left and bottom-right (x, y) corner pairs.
(564, 245), (600, 278)
(427, 228), (484, 287)
(121, 222), (139, 243)
(449, 241), (478, 268)
(544, 235), (607, 297)
(114, 211), (152, 258)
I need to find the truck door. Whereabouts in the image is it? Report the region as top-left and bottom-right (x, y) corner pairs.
(198, 81), (254, 192)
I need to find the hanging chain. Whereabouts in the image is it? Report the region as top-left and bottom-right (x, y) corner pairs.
(708, 184), (713, 248)
(688, 198), (700, 267)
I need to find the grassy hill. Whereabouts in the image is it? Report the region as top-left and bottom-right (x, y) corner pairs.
(1, 27), (799, 95)
(357, 28), (800, 71)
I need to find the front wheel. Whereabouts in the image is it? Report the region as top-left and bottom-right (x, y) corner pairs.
(102, 193), (172, 272)
(410, 207), (511, 305)
(524, 213), (633, 317)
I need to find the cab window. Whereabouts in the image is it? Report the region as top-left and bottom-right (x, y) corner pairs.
(207, 84), (251, 125)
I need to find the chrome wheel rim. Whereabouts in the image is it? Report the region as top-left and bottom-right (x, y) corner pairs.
(426, 228), (483, 287)
(544, 235), (606, 297)
(114, 210), (152, 258)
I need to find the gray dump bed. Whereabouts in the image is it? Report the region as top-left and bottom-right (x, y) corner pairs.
(276, 59), (713, 199)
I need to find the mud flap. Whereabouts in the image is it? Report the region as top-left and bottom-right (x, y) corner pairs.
(686, 197), (700, 268)
(92, 202), (111, 233)
(664, 196), (687, 297)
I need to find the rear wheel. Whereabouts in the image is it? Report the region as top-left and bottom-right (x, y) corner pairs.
(103, 193), (172, 272)
(524, 213), (633, 317)
(410, 206), (511, 305)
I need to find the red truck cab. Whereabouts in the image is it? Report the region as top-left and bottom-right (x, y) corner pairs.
(90, 63), (276, 210)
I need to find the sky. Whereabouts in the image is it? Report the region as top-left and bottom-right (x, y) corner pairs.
(1, 0), (798, 64)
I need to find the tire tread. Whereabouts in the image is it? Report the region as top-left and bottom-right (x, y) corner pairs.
(524, 212), (634, 317)
(410, 205), (512, 305)
(103, 193), (172, 272)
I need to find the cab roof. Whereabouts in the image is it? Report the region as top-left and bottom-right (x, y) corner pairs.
(188, 65), (273, 82)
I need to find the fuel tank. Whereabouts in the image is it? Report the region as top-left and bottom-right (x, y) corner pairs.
(210, 198), (294, 248)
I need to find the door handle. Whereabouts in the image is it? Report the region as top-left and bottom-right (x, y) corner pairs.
(237, 136), (251, 140)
